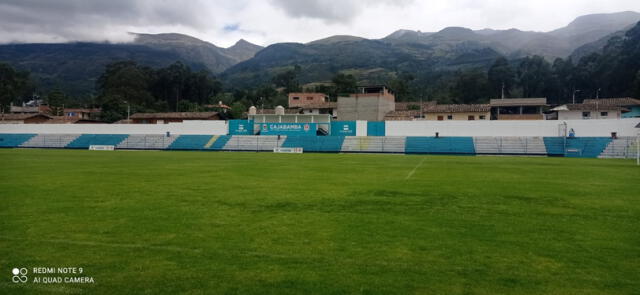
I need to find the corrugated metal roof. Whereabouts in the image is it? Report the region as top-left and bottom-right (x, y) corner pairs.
(582, 98), (640, 106)
(490, 98), (547, 106)
(426, 104), (491, 113)
(130, 112), (219, 119)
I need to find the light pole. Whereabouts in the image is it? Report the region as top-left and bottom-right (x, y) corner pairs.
(124, 101), (130, 123)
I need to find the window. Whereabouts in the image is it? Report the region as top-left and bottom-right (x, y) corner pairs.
(447, 115), (453, 120)
(292, 96), (300, 100)
(307, 97), (314, 100)
(468, 115), (475, 121)
(600, 112), (608, 117)
(582, 112), (591, 119)
(437, 116), (444, 121)
(479, 115), (486, 120)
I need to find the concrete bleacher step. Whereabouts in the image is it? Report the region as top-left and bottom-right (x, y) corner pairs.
(117, 135), (177, 150)
(473, 137), (547, 155)
(222, 136), (285, 151)
(599, 137), (638, 159)
(20, 134), (80, 148)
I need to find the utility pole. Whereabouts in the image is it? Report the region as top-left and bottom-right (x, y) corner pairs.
(596, 88), (601, 118)
(572, 89), (580, 104)
(501, 82), (505, 99)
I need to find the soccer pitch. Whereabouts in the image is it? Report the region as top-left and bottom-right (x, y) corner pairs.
(1, 149), (639, 294)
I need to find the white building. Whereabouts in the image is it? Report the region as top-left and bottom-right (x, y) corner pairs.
(551, 104), (626, 120)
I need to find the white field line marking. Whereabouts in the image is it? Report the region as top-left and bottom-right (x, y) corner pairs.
(405, 157), (426, 180)
(0, 237), (201, 253)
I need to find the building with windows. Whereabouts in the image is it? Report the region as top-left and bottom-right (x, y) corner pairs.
(490, 98), (547, 120)
(582, 98), (640, 118)
(425, 104), (491, 121)
(551, 104), (626, 120)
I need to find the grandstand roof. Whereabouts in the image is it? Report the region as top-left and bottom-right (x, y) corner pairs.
(490, 98), (547, 106)
(582, 98), (640, 106)
(130, 112), (219, 119)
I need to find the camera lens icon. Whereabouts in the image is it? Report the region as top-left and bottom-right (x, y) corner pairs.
(12, 267), (28, 283)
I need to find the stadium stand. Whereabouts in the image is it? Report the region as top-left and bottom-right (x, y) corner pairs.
(167, 135), (212, 150)
(20, 134), (80, 148)
(405, 137), (475, 154)
(0, 133), (37, 147)
(282, 136), (345, 152)
(65, 134), (130, 149)
(473, 137), (547, 155)
(0, 131), (629, 159)
(221, 136), (283, 151)
(207, 135), (232, 150)
(117, 134), (177, 150)
(599, 137), (638, 159)
(543, 137), (612, 158)
(340, 136), (406, 153)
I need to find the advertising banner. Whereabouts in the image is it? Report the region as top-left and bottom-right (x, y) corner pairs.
(261, 123), (317, 136)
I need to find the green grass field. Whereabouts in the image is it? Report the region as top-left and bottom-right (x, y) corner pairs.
(1, 149), (639, 294)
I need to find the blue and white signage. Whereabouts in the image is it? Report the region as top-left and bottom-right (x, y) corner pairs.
(330, 121), (356, 136)
(261, 123), (317, 136)
(229, 120), (254, 135)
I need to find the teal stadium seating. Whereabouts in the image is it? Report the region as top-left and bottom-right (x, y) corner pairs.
(405, 137), (475, 154)
(282, 136), (345, 152)
(543, 137), (612, 158)
(66, 134), (129, 149)
(0, 134), (37, 147)
(167, 135), (212, 150)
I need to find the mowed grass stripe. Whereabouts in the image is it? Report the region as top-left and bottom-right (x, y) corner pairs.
(0, 149), (638, 294)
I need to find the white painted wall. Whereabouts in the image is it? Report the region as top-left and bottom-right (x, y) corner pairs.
(2, 119), (638, 137)
(0, 120), (228, 135)
(386, 119), (640, 137)
(557, 110), (621, 121)
(356, 120), (367, 136)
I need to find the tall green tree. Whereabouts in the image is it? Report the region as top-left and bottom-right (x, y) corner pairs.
(517, 56), (554, 98)
(272, 65), (302, 94)
(0, 63), (33, 113)
(332, 73), (357, 97)
(450, 69), (490, 104)
(47, 88), (67, 116)
(487, 57), (515, 98)
(388, 72), (415, 101)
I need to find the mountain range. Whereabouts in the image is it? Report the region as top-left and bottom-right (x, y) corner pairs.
(0, 11), (638, 97)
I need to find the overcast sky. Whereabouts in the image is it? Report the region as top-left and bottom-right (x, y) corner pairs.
(0, 0), (639, 47)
